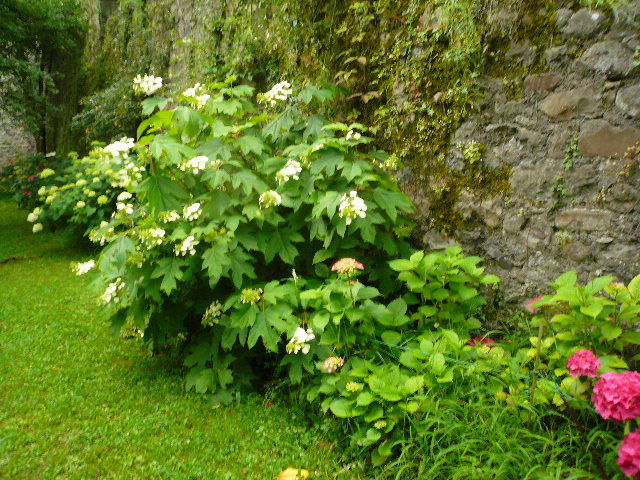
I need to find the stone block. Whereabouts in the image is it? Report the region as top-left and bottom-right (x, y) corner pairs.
(616, 84), (640, 117)
(556, 8), (573, 28)
(579, 41), (634, 79)
(524, 73), (562, 93)
(562, 8), (606, 37)
(545, 45), (567, 64)
(555, 208), (613, 231)
(578, 119), (640, 157)
(563, 241), (592, 262)
(539, 87), (600, 119)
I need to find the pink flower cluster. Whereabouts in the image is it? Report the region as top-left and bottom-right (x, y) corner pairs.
(566, 349), (600, 378)
(331, 258), (364, 276)
(322, 356), (345, 374)
(592, 371), (640, 422)
(467, 336), (495, 348)
(618, 431), (640, 478)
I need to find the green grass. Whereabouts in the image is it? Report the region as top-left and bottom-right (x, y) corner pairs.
(0, 197), (361, 479)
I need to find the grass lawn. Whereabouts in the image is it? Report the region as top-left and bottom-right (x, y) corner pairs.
(0, 197), (361, 479)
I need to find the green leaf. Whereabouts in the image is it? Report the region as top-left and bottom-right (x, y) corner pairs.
(311, 150), (344, 176)
(312, 191), (342, 219)
(356, 392), (375, 406)
(247, 311), (281, 352)
(141, 96), (171, 116)
(150, 134), (195, 165)
(599, 323), (622, 341)
(235, 135), (265, 157)
(552, 271), (577, 289)
(151, 257), (187, 294)
(580, 303), (603, 318)
(628, 274), (640, 298)
(202, 239), (231, 287)
(480, 274), (500, 284)
(372, 189), (413, 222)
(330, 398), (355, 418)
(584, 276), (614, 296)
(231, 170), (268, 196)
(136, 174), (188, 214)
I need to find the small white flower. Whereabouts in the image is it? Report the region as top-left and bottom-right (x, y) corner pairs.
(292, 269), (298, 284)
(117, 191), (132, 201)
(346, 130), (361, 141)
(101, 278), (125, 304)
(72, 260), (96, 275)
(37, 186), (47, 196)
(104, 137), (135, 157)
(27, 207), (41, 223)
(116, 202), (134, 215)
(182, 83), (210, 109)
(338, 190), (367, 225)
(32, 223), (43, 233)
(260, 81), (293, 107)
(286, 327), (315, 354)
(45, 152), (56, 158)
(183, 202), (202, 221)
(75, 201), (86, 209)
(259, 190), (282, 208)
(175, 235), (199, 256)
(132, 74), (163, 96)
(179, 155), (210, 174)
(160, 210), (181, 223)
(276, 159), (302, 184)
(202, 301), (223, 326)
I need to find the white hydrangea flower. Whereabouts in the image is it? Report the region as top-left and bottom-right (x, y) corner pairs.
(160, 210), (180, 223)
(27, 207), (41, 223)
(183, 202), (201, 221)
(37, 186), (47, 196)
(101, 278), (125, 304)
(260, 81), (293, 107)
(32, 223), (43, 233)
(179, 155), (209, 174)
(104, 137), (135, 157)
(175, 235), (199, 256)
(276, 159), (302, 184)
(286, 327), (315, 354)
(259, 190), (282, 208)
(132, 74), (163, 96)
(72, 260), (95, 276)
(142, 227), (165, 249)
(182, 83), (210, 109)
(76, 179), (87, 187)
(45, 151), (56, 158)
(116, 202), (134, 215)
(346, 129), (361, 141)
(75, 201), (86, 209)
(117, 191), (132, 202)
(202, 301), (223, 326)
(338, 190), (367, 225)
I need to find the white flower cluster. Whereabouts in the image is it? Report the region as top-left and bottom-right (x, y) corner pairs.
(346, 130), (361, 141)
(117, 191), (132, 202)
(132, 74), (163, 96)
(141, 227), (165, 249)
(109, 161), (145, 188)
(183, 202), (201, 221)
(89, 221), (115, 246)
(179, 155), (209, 174)
(175, 235), (199, 256)
(286, 327), (315, 355)
(201, 301), (223, 327)
(259, 190), (282, 208)
(101, 278), (125, 304)
(72, 260), (95, 276)
(27, 207), (41, 223)
(104, 137), (135, 158)
(276, 159), (302, 184)
(182, 83), (210, 109)
(116, 202), (134, 216)
(160, 211), (181, 223)
(338, 190), (368, 225)
(260, 81), (293, 107)
(32, 223), (43, 233)
(75, 201), (86, 209)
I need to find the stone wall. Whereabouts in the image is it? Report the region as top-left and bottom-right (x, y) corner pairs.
(440, 6), (640, 303)
(0, 110), (35, 164)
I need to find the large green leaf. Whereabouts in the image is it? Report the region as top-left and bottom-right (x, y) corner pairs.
(136, 174), (188, 214)
(151, 257), (187, 294)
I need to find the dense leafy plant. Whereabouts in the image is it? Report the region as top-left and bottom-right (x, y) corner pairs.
(82, 77), (414, 399)
(0, 152), (60, 208)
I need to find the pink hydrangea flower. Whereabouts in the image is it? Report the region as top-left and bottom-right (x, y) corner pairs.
(526, 296), (543, 312)
(467, 336), (495, 348)
(331, 258), (364, 276)
(566, 349), (600, 378)
(618, 431), (640, 478)
(592, 371), (640, 422)
(322, 356), (345, 374)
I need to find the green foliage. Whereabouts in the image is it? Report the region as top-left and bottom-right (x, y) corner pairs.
(0, 153), (61, 208)
(527, 272), (640, 405)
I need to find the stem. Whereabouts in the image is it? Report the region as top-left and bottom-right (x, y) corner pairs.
(561, 397), (611, 480)
(529, 316), (545, 405)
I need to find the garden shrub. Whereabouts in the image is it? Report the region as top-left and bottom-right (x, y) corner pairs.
(0, 152), (61, 208)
